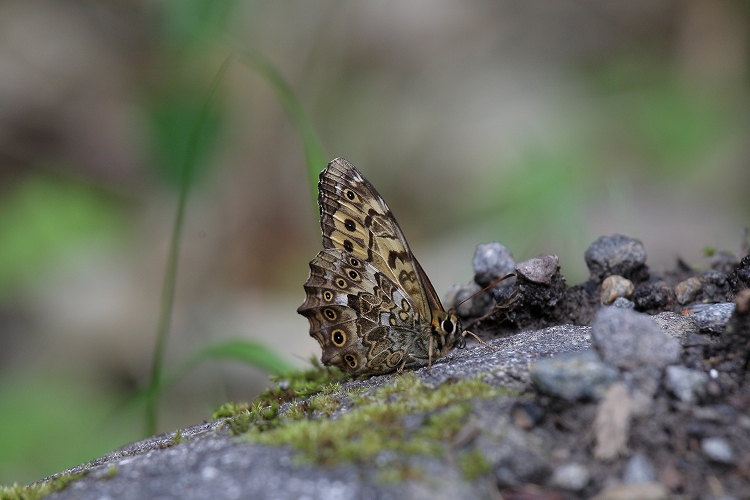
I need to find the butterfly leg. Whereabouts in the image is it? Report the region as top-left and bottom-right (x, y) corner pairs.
(427, 335), (434, 370)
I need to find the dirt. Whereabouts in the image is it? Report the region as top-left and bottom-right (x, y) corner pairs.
(461, 248), (750, 499)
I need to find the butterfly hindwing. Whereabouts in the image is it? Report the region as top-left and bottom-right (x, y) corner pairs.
(298, 248), (427, 375)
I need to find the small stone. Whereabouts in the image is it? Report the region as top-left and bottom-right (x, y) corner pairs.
(736, 288), (750, 314)
(444, 282), (493, 318)
(472, 242), (515, 288)
(590, 482), (669, 500)
(515, 254), (559, 285)
(511, 402), (543, 429)
(632, 282), (674, 312)
(703, 269), (728, 286)
(664, 365), (708, 404)
(530, 350), (619, 401)
(710, 250), (739, 274)
(590, 307), (681, 371)
(584, 234), (647, 282)
(651, 312), (698, 344)
(693, 302), (736, 333)
(610, 297), (635, 309)
(622, 454), (657, 484)
(600, 275), (634, 305)
(550, 463), (590, 491)
(594, 382), (632, 460)
(701, 437), (735, 464)
(675, 277), (702, 304)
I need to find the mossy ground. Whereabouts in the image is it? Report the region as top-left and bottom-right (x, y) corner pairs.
(223, 368), (512, 481)
(0, 472), (86, 500)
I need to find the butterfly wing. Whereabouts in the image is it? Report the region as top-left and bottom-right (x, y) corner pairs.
(297, 248), (428, 375)
(317, 158), (445, 321)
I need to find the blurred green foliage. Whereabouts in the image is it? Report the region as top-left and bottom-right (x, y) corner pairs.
(0, 372), (139, 486)
(0, 176), (125, 299)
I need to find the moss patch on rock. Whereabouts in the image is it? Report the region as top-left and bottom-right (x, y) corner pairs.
(244, 372), (510, 469)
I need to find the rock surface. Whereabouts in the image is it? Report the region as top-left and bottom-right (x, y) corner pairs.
(26, 234), (750, 500)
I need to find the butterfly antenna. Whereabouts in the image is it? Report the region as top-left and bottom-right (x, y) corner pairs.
(449, 273), (516, 314)
(463, 330), (498, 350)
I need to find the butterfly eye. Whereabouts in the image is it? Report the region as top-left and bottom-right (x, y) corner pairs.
(348, 270), (359, 280)
(331, 329), (346, 346)
(335, 278), (347, 289)
(442, 319), (454, 334)
(344, 354), (358, 368)
(345, 190), (356, 201)
(349, 257), (360, 267)
(324, 308), (337, 321)
(323, 291), (333, 301)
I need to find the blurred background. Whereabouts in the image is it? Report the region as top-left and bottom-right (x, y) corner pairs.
(1, 0), (749, 486)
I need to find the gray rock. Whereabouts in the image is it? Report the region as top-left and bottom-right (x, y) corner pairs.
(600, 275), (634, 305)
(584, 234), (647, 282)
(444, 282), (493, 317)
(693, 303), (736, 333)
(590, 307), (681, 371)
(703, 270), (728, 286)
(550, 463), (590, 491)
(622, 454), (657, 484)
(665, 365), (708, 404)
(651, 312), (698, 344)
(515, 254), (559, 285)
(675, 277), (702, 304)
(472, 242), (515, 288)
(701, 437), (735, 464)
(530, 350), (619, 401)
(610, 297), (635, 309)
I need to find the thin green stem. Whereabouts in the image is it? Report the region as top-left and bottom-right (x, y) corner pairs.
(144, 55), (232, 437)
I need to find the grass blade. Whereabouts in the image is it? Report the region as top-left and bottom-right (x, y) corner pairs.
(237, 49), (327, 201)
(144, 55), (233, 437)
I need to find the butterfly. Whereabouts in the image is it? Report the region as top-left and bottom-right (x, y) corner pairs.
(298, 158), (482, 376)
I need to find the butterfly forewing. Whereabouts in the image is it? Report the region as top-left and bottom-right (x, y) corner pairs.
(318, 158), (445, 320)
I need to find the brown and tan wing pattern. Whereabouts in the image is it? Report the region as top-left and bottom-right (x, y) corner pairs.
(297, 248), (430, 375)
(317, 158), (445, 321)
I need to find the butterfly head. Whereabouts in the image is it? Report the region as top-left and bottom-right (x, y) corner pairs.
(431, 311), (465, 356)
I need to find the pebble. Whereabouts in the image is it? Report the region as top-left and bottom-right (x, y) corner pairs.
(600, 275), (634, 305)
(610, 297), (635, 309)
(701, 437), (735, 464)
(584, 234), (647, 282)
(675, 277), (702, 304)
(590, 307), (681, 371)
(622, 454), (657, 484)
(472, 242), (515, 288)
(693, 302), (736, 333)
(651, 311), (698, 344)
(444, 282), (493, 317)
(703, 269), (728, 286)
(515, 254), (559, 285)
(550, 463), (590, 491)
(664, 365), (708, 404)
(530, 350), (619, 401)
(632, 282), (674, 311)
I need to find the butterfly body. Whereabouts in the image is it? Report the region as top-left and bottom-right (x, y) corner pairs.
(298, 158), (465, 375)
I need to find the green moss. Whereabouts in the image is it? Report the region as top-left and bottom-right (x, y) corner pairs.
(0, 471), (86, 500)
(246, 373), (507, 467)
(212, 402), (250, 420)
(457, 448), (491, 481)
(214, 359), (348, 435)
(171, 430), (184, 445)
(100, 464), (117, 480)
